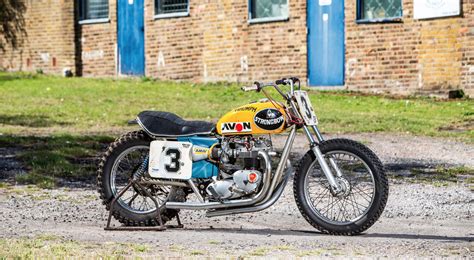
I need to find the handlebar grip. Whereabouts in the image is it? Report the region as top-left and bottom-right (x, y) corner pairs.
(275, 78), (287, 85)
(241, 85), (259, 92)
(289, 77), (300, 83)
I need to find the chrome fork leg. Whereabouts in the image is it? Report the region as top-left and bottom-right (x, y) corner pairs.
(303, 126), (341, 192)
(311, 125), (344, 178)
(311, 146), (340, 192)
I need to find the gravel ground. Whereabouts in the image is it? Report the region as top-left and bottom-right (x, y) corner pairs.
(0, 133), (473, 258)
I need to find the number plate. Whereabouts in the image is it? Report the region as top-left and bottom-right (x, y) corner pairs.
(148, 140), (193, 180)
(294, 90), (318, 126)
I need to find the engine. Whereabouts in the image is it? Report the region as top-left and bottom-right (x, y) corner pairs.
(206, 136), (272, 200)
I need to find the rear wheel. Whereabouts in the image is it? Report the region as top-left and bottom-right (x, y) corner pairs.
(293, 138), (388, 235)
(97, 131), (185, 226)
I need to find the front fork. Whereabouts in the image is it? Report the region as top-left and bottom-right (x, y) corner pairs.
(302, 125), (343, 193)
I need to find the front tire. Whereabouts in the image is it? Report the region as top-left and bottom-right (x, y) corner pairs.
(293, 138), (388, 235)
(97, 131), (185, 226)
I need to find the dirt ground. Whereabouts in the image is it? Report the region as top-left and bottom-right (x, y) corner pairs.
(0, 133), (473, 258)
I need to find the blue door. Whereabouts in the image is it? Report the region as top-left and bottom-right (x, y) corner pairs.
(307, 0), (345, 86)
(118, 0), (145, 75)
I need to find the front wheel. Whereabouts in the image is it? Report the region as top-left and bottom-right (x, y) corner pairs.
(293, 138), (389, 235)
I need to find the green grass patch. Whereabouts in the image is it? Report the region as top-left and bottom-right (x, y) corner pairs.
(0, 236), (156, 259)
(0, 134), (113, 188)
(0, 72), (472, 141)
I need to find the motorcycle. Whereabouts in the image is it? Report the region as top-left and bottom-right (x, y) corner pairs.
(97, 77), (388, 235)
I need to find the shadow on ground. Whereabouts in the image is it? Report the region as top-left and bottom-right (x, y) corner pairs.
(0, 114), (70, 127)
(0, 135), (113, 188)
(0, 135), (471, 189)
(182, 227), (473, 242)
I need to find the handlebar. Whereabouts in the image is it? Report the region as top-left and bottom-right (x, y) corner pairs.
(275, 77), (300, 86)
(241, 77), (300, 101)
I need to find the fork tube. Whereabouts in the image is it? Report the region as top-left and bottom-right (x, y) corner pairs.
(302, 125), (340, 192)
(311, 125), (343, 178)
(289, 97), (340, 190)
(311, 125), (324, 142)
(302, 125), (317, 145)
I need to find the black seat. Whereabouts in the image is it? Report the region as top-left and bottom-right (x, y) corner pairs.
(136, 111), (215, 137)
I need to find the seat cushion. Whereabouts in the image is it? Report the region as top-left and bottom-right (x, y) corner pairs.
(137, 111), (215, 137)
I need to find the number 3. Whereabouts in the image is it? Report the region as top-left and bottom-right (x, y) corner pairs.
(165, 148), (181, 172)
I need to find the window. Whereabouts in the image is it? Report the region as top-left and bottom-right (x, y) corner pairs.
(249, 0), (289, 22)
(155, 0), (189, 17)
(357, 0), (402, 21)
(78, 0), (109, 22)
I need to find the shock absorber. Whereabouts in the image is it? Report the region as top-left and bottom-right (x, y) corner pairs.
(133, 156), (149, 180)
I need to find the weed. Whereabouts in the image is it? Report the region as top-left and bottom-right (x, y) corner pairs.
(132, 244), (148, 253)
(249, 247), (269, 256)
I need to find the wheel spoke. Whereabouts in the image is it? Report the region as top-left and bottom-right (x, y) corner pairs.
(303, 150), (377, 224)
(110, 145), (172, 214)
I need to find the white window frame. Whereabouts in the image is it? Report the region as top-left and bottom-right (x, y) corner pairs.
(154, 0), (190, 20)
(248, 0), (289, 24)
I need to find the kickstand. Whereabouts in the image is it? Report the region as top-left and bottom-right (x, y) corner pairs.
(166, 212), (184, 229)
(104, 179), (168, 231)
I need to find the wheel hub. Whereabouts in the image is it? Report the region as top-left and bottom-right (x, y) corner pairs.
(332, 177), (351, 198)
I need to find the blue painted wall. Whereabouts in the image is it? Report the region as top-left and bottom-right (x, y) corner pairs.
(118, 0), (145, 76)
(307, 0), (345, 86)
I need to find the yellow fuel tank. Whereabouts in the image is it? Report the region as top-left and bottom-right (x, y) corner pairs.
(216, 101), (287, 136)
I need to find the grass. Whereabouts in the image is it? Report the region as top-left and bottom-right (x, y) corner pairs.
(247, 244), (296, 257)
(0, 72), (473, 187)
(0, 72), (472, 140)
(0, 235), (154, 259)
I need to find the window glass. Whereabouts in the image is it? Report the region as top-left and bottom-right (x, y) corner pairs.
(80, 0), (109, 20)
(359, 0), (402, 20)
(155, 0), (188, 15)
(250, 0), (288, 19)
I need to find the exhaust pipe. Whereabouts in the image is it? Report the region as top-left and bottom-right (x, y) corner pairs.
(205, 161), (293, 217)
(165, 150), (272, 210)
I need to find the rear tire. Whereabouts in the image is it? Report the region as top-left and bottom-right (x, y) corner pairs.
(293, 138), (388, 235)
(97, 130), (185, 226)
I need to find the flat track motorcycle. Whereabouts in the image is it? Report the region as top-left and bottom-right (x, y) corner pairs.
(98, 77), (389, 235)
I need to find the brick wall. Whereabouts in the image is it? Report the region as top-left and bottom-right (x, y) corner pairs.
(2, 0), (472, 97)
(77, 0), (117, 77)
(0, 0), (76, 75)
(144, 0), (307, 83)
(460, 0), (474, 96)
(345, 0), (474, 96)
